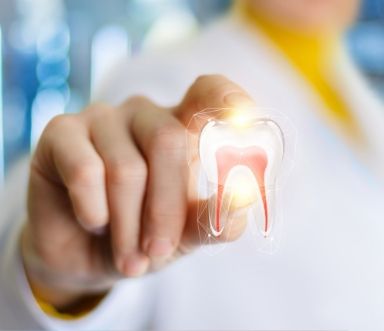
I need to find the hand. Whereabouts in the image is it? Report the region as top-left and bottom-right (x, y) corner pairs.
(22, 75), (256, 310)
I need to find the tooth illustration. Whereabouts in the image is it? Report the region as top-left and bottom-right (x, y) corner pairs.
(199, 117), (284, 237)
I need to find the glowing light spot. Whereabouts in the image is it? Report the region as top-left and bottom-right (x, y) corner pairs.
(229, 169), (259, 209)
(228, 110), (253, 129)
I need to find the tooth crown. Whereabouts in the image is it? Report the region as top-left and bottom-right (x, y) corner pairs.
(199, 120), (284, 186)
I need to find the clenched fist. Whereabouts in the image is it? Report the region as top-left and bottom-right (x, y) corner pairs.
(22, 75), (255, 310)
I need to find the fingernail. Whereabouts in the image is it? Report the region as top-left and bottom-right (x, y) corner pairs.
(224, 93), (255, 108)
(146, 238), (174, 258)
(78, 218), (107, 234)
(91, 225), (107, 236)
(124, 256), (149, 277)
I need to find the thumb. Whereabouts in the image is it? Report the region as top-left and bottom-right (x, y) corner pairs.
(174, 74), (256, 126)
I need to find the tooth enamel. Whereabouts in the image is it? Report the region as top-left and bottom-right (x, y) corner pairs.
(199, 119), (284, 237)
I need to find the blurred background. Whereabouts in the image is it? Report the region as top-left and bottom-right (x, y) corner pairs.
(0, 0), (383, 183)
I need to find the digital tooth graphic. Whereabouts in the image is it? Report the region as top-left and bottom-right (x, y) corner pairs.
(198, 113), (285, 238)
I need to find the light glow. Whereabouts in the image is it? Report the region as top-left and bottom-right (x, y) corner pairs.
(228, 110), (253, 129)
(228, 168), (259, 209)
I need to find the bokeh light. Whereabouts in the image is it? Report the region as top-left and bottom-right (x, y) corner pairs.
(0, 0), (383, 182)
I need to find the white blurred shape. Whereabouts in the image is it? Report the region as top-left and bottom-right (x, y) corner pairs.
(31, 89), (67, 148)
(8, 21), (36, 52)
(3, 89), (27, 145)
(36, 22), (70, 60)
(0, 28), (4, 185)
(143, 9), (198, 50)
(91, 25), (131, 94)
(11, 0), (65, 53)
(16, 0), (64, 26)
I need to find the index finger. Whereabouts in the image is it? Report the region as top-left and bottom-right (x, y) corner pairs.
(173, 75), (260, 251)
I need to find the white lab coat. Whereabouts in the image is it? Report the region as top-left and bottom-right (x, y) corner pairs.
(1, 14), (384, 331)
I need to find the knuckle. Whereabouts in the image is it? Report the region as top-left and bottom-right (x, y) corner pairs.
(67, 159), (104, 188)
(123, 95), (152, 109)
(82, 104), (117, 127)
(119, 95), (155, 120)
(44, 114), (75, 135)
(106, 157), (147, 185)
(85, 103), (113, 116)
(150, 123), (186, 154)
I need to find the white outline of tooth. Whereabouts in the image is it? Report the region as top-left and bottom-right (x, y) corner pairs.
(199, 118), (284, 238)
(186, 108), (296, 254)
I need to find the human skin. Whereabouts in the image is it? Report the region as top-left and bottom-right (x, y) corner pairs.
(23, 0), (361, 311)
(246, 0), (360, 33)
(23, 75), (254, 309)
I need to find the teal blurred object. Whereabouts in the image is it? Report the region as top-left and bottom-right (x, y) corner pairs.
(0, 27), (4, 185)
(347, 0), (384, 98)
(0, 0), (231, 176)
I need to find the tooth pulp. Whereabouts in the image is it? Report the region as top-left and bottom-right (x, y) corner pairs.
(215, 146), (268, 234)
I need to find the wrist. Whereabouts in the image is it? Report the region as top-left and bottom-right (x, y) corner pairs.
(20, 225), (108, 310)
(28, 274), (106, 317)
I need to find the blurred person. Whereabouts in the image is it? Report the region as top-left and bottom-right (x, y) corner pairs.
(1, 0), (384, 330)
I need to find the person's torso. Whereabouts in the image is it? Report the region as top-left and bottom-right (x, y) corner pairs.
(98, 16), (384, 330)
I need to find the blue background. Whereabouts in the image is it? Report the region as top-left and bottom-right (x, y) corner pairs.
(0, 0), (383, 182)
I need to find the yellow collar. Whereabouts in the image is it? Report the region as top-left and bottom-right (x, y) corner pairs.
(235, 2), (363, 144)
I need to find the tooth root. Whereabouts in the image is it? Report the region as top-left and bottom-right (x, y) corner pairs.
(214, 148), (233, 235)
(208, 182), (232, 236)
(245, 148), (269, 235)
(216, 184), (225, 234)
(213, 146), (268, 236)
